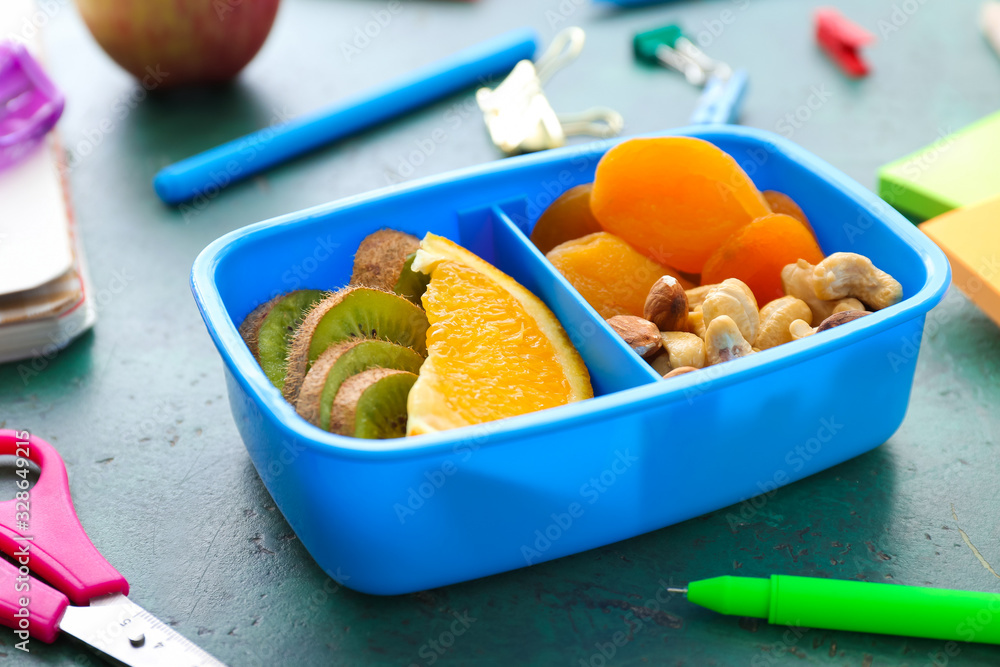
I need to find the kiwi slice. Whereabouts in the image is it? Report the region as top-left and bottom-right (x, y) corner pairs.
(239, 297), (278, 359)
(296, 340), (424, 430)
(239, 290), (324, 389)
(283, 286), (428, 401)
(394, 252), (431, 306)
(329, 368), (418, 438)
(350, 229), (420, 292)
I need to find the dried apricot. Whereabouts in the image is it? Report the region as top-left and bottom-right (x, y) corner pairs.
(547, 231), (692, 319)
(701, 213), (825, 304)
(762, 190), (816, 238)
(531, 183), (603, 254)
(590, 137), (771, 273)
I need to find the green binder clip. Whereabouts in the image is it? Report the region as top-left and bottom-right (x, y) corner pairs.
(633, 24), (731, 85)
(633, 24), (748, 125)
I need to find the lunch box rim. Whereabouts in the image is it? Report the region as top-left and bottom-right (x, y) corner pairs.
(190, 125), (951, 462)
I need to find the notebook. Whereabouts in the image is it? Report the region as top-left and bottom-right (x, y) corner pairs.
(0, 1), (96, 364)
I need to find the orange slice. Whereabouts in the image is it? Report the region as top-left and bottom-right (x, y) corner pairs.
(407, 234), (593, 435)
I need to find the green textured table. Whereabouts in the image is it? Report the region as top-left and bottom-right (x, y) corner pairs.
(2, 0), (1000, 665)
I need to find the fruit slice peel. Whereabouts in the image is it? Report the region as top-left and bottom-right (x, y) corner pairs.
(283, 286), (429, 402)
(408, 233), (592, 436)
(329, 368), (418, 439)
(239, 289), (324, 390)
(295, 339), (424, 431)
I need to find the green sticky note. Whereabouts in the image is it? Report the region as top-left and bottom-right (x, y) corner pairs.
(878, 110), (1000, 220)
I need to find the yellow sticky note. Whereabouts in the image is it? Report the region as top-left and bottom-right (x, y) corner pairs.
(920, 195), (1000, 328)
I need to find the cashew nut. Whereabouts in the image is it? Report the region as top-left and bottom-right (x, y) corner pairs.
(705, 315), (754, 365)
(660, 331), (706, 369)
(663, 366), (698, 379)
(789, 309), (870, 342)
(811, 253), (903, 310)
(701, 278), (759, 345)
(781, 253), (902, 319)
(832, 297), (865, 314)
(756, 296), (813, 350)
(781, 259), (835, 320)
(788, 318), (815, 341)
(685, 284), (717, 310)
(688, 307), (707, 339)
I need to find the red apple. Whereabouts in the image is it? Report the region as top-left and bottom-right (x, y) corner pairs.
(74, 0), (281, 87)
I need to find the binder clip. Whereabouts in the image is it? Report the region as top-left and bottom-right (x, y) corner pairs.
(815, 7), (875, 77)
(0, 42), (65, 172)
(632, 24), (748, 125)
(476, 27), (624, 156)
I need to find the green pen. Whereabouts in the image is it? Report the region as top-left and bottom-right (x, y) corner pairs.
(668, 576), (1000, 644)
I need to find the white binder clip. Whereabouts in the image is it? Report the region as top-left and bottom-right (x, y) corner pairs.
(476, 27), (624, 156)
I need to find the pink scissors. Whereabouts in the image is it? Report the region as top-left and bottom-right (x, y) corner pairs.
(0, 430), (226, 666)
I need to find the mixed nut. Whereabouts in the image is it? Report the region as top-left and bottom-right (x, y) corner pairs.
(609, 252), (904, 378)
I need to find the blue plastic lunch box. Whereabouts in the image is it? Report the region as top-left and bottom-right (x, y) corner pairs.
(191, 126), (950, 595)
